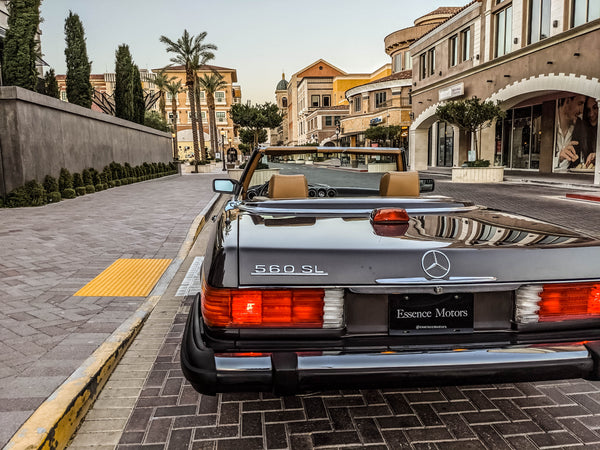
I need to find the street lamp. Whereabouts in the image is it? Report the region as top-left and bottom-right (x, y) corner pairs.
(221, 130), (226, 171)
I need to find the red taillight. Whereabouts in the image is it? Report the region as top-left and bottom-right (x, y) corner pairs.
(202, 282), (324, 328)
(538, 282), (600, 322)
(370, 208), (410, 224)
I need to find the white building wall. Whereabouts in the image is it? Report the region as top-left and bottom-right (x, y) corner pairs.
(512, 0), (524, 51)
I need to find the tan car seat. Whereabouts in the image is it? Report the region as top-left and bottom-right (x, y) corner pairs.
(267, 174), (309, 199)
(379, 171), (420, 197)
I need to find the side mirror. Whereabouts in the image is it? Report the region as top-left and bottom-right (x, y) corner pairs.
(213, 178), (239, 194)
(419, 178), (435, 193)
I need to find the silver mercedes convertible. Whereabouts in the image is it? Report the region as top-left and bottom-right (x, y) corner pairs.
(181, 146), (600, 396)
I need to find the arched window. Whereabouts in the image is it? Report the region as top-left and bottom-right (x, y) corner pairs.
(282, 97), (288, 108)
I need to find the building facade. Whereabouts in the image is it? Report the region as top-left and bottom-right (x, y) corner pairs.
(339, 7), (461, 150)
(270, 73), (289, 145)
(409, 0), (599, 184)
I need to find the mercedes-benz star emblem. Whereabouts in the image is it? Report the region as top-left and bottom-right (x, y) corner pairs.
(421, 250), (451, 279)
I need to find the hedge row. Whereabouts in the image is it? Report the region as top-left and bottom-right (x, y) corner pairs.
(1, 161), (177, 208)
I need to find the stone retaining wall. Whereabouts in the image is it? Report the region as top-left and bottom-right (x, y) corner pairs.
(0, 86), (172, 194)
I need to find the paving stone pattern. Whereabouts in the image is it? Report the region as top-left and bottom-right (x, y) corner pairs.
(70, 176), (600, 449)
(0, 174), (219, 447)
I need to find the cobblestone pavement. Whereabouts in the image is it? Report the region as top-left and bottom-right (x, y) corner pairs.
(68, 178), (600, 449)
(0, 173), (220, 447)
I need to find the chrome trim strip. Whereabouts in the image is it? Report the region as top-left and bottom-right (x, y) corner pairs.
(297, 347), (590, 370)
(238, 206), (478, 216)
(376, 276), (498, 284)
(213, 345), (590, 373)
(215, 356), (272, 371)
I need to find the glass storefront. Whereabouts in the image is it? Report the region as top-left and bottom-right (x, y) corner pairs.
(495, 105), (542, 169)
(437, 122), (454, 167)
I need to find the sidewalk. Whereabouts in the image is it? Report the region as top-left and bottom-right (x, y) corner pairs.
(0, 173), (221, 448)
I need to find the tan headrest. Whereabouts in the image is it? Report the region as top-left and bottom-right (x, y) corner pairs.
(379, 171), (420, 197)
(267, 174), (308, 199)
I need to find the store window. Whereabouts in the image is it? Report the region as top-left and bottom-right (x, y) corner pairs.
(449, 35), (458, 66)
(495, 5), (513, 57)
(437, 122), (454, 167)
(572, 0), (600, 27)
(461, 28), (471, 61)
(529, 0), (551, 44)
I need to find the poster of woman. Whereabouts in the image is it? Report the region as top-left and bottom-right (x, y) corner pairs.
(554, 95), (597, 172)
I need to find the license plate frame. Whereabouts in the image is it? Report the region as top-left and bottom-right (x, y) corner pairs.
(389, 293), (474, 335)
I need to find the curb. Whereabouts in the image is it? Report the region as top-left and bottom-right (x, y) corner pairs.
(4, 193), (222, 450)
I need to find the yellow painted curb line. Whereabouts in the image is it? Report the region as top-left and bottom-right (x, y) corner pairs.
(5, 193), (222, 450)
(5, 295), (160, 450)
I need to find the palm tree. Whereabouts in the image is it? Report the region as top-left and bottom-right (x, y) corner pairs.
(190, 52), (216, 161)
(198, 72), (227, 158)
(166, 80), (183, 160)
(159, 30), (216, 165)
(153, 69), (175, 122)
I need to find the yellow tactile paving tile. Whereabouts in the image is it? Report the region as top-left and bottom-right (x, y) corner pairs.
(74, 258), (172, 297)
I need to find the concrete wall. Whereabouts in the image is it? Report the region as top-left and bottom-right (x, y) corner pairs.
(0, 86), (172, 194)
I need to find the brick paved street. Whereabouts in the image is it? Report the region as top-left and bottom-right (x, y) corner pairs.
(68, 176), (600, 450)
(0, 173), (220, 447)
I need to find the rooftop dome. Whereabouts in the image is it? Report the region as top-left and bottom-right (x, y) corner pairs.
(276, 73), (288, 91)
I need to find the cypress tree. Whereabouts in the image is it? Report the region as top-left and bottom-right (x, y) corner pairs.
(45, 69), (60, 99)
(132, 65), (146, 124)
(64, 11), (92, 108)
(114, 45), (134, 121)
(2, 0), (41, 90)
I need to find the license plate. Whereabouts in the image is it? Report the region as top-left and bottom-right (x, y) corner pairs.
(389, 293), (474, 335)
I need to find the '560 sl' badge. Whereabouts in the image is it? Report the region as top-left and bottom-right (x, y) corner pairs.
(421, 250), (451, 279)
(251, 264), (328, 276)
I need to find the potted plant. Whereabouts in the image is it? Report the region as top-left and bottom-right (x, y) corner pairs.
(436, 97), (506, 183)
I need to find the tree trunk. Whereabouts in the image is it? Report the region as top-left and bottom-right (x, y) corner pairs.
(171, 99), (178, 160)
(207, 95), (217, 158)
(194, 79), (207, 161)
(187, 81), (200, 169)
(160, 92), (167, 122)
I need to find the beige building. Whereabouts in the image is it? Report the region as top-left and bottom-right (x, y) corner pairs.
(270, 73), (289, 145)
(159, 64), (241, 155)
(341, 7), (461, 150)
(409, 0), (599, 184)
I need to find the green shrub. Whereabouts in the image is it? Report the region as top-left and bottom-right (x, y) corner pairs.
(95, 183), (104, 192)
(102, 183), (108, 190)
(6, 180), (47, 207)
(59, 168), (73, 191)
(73, 173), (84, 188)
(75, 186), (86, 196)
(43, 175), (59, 193)
(48, 191), (61, 203)
(91, 168), (101, 185)
(85, 185), (95, 194)
(113, 180), (121, 187)
(62, 188), (76, 199)
(82, 169), (92, 186)
(465, 159), (491, 167)
(0, 196), (4, 208)
(121, 178), (129, 185)
(131, 177), (137, 183)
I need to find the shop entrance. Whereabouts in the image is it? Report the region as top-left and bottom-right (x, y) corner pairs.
(437, 122), (454, 167)
(496, 105), (542, 169)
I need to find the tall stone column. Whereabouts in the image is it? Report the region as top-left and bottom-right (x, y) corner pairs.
(410, 128), (429, 171)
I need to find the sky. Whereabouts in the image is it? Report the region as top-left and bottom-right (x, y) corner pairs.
(40, 0), (469, 104)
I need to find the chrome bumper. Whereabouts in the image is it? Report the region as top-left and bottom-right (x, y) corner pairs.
(180, 295), (600, 395)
